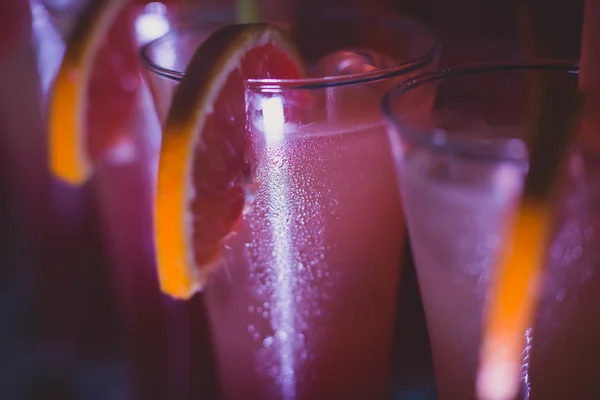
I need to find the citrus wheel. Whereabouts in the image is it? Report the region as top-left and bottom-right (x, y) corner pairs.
(155, 23), (305, 299)
(49, 0), (131, 185)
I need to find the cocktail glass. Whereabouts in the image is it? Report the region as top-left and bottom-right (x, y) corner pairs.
(141, 6), (439, 399)
(383, 61), (600, 399)
(30, 1), (183, 398)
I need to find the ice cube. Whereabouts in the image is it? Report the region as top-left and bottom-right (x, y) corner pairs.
(314, 48), (397, 77)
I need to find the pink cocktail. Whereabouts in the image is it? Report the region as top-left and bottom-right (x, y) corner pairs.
(31, 1), (201, 397)
(384, 62), (600, 399)
(142, 6), (439, 399)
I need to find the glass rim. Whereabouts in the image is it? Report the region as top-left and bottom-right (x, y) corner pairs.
(382, 60), (580, 163)
(139, 9), (440, 90)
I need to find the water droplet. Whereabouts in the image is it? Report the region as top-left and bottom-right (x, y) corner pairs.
(476, 242), (488, 256)
(248, 306), (255, 314)
(550, 244), (563, 261)
(263, 302), (270, 309)
(486, 234), (500, 249)
(262, 311), (269, 319)
(247, 325), (256, 333)
(582, 267), (594, 282)
(268, 365), (279, 377)
(298, 262), (305, 271)
(252, 332), (261, 341)
(573, 245), (583, 260)
(263, 336), (274, 348)
(556, 289), (565, 302)
(276, 330), (288, 341)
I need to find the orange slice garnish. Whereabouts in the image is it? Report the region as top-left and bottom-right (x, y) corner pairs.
(155, 23), (306, 299)
(476, 75), (582, 400)
(476, 200), (550, 400)
(49, 0), (130, 185)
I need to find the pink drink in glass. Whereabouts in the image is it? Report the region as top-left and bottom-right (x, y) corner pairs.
(32, 1), (199, 397)
(385, 62), (600, 399)
(142, 6), (439, 399)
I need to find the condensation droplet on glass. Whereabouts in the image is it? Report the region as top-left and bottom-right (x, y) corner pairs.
(262, 311), (269, 319)
(276, 330), (288, 341)
(247, 325), (256, 333)
(262, 302), (270, 309)
(486, 234), (500, 249)
(268, 365), (279, 377)
(263, 336), (274, 348)
(458, 235), (471, 250)
(298, 262), (305, 271)
(248, 306), (255, 314)
(573, 245), (583, 260)
(585, 227), (594, 242)
(476, 242), (488, 256)
(550, 244), (563, 262)
(252, 332), (261, 341)
(556, 289), (566, 302)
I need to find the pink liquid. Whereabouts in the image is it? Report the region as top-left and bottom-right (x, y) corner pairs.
(204, 121), (404, 399)
(400, 144), (600, 399)
(19, 3), (221, 397)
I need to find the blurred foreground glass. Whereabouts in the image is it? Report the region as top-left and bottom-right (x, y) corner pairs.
(30, 1), (183, 398)
(383, 62), (600, 399)
(142, 7), (439, 399)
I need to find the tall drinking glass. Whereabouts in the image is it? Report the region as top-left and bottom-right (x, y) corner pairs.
(142, 7), (439, 399)
(383, 62), (600, 399)
(31, 1), (181, 398)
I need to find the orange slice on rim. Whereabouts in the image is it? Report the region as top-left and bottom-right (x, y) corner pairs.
(155, 23), (306, 299)
(49, 0), (131, 185)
